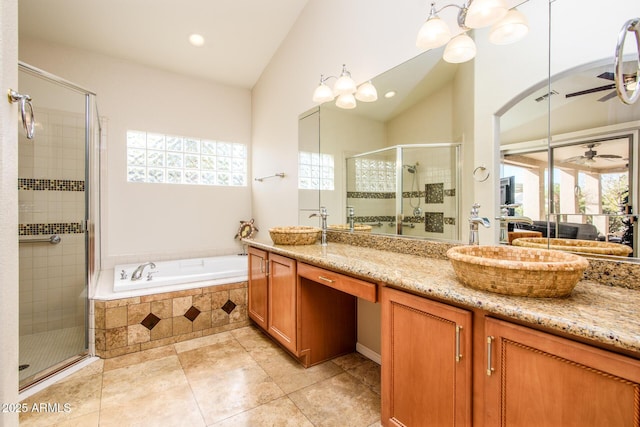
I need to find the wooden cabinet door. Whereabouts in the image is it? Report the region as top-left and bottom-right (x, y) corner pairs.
(484, 317), (640, 427)
(268, 253), (297, 354)
(247, 247), (268, 330)
(382, 287), (472, 427)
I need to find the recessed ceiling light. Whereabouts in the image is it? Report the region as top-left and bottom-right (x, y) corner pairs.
(384, 91), (397, 99)
(189, 34), (205, 47)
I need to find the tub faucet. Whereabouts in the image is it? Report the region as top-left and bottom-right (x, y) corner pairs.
(496, 205), (534, 244)
(309, 206), (329, 246)
(469, 203), (490, 245)
(131, 262), (156, 281)
(347, 206), (355, 232)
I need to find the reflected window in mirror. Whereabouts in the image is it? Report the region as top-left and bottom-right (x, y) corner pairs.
(298, 151), (335, 191)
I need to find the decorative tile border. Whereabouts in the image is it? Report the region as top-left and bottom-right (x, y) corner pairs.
(19, 223), (84, 236)
(18, 178), (85, 192)
(93, 281), (249, 358)
(347, 191), (396, 199)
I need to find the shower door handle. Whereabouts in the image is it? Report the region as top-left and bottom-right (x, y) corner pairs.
(8, 89), (35, 139)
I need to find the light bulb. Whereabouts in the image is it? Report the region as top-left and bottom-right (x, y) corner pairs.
(335, 93), (357, 109)
(489, 8), (529, 45)
(465, 0), (508, 29)
(443, 33), (477, 63)
(416, 16), (452, 50)
(334, 65), (357, 95)
(355, 81), (378, 102)
(313, 82), (334, 103)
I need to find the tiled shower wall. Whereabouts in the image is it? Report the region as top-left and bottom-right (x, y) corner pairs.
(18, 108), (86, 336)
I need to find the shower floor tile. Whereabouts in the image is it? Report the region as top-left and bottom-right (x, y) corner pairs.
(19, 325), (382, 427)
(19, 326), (86, 384)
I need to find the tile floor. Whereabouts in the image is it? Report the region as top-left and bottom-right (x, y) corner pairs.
(19, 325), (382, 426)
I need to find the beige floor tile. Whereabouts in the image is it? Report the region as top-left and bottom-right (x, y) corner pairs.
(331, 352), (371, 371)
(211, 396), (314, 427)
(230, 325), (274, 351)
(101, 355), (188, 408)
(173, 330), (235, 353)
(289, 372), (381, 427)
(344, 358), (381, 395)
(19, 372), (102, 427)
(178, 338), (255, 377)
(98, 383), (206, 427)
(51, 410), (99, 427)
(102, 344), (176, 372)
(188, 364), (285, 425)
(252, 344), (343, 394)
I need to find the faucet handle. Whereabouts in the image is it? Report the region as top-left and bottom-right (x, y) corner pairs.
(470, 203), (481, 216)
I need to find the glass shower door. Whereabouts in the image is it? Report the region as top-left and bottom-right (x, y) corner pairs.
(18, 66), (89, 390)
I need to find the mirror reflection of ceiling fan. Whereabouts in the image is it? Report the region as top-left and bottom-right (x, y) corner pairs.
(565, 72), (638, 102)
(562, 143), (623, 165)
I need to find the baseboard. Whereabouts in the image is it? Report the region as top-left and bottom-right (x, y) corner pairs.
(356, 342), (381, 365)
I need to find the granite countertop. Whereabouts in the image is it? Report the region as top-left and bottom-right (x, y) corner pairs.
(245, 239), (640, 356)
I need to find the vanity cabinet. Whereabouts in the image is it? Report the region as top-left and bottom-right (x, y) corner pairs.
(381, 287), (473, 427)
(267, 253), (297, 353)
(382, 287), (640, 427)
(484, 318), (640, 427)
(247, 247), (268, 330)
(247, 248), (364, 367)
(247, 247), (297, 352)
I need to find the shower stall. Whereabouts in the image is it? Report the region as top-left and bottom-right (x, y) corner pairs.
(16, 63), (100, 391)
(346, 144), (461, 240)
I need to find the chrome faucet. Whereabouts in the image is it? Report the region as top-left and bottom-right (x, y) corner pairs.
(469, 203), (490, 245)
(309, 206), (329, 246)
(347, 206), (355, 232)
(131, 262), (156, 281)
(496, 204), (534, 244)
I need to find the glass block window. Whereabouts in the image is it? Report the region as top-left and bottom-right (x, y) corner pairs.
(298, 151), (334, 190)
(127, 131), (247, 186)
(354, 158), (396, 192)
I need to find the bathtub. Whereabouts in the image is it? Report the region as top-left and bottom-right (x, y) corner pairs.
(112, 255), (248, 294)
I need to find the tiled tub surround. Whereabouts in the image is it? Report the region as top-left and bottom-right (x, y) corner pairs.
(94, 282), (249, 358)
(245, 237), (640, 356)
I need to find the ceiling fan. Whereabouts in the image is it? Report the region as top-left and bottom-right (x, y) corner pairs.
(565, 72), (638, 102)
(562, 143), (623, 165)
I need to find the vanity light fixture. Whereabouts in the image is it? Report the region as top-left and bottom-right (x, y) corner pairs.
(312, 64), (378, 109)
(416, 0), (529, 63)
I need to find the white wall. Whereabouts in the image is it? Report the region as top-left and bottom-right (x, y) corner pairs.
(19, 38), (253, 269)
(0, 0), (20, 423)
(251, 0), (429, 234)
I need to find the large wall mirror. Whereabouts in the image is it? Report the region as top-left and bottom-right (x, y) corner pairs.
(500, 0), (640, 260)
(298, 46), (473, 242)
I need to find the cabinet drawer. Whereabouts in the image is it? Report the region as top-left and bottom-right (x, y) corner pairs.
(298, 263), (377, 302)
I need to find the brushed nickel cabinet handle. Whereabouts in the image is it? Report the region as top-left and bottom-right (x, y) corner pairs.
(318, 275), (335, 283)
(486, 336), (495, 376)
(455, 325), (463, 362)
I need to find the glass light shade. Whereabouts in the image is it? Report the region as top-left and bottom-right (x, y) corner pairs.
(489, 8), (529, 45)
(465, 0), (508, 29)
(334, 74), (357, 95)
(335, 93), (357, 109)
(312, 83), (334, 103)
(443, 33), (477, 63)
(355, 81), (378, 102)
(416, 16), (452, 50)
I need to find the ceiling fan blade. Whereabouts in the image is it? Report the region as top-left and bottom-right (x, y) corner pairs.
(565, 83), (616, 98)
(597, 71), (615, 81)
(562, 155), (586, 163)
(597, 91), (617, 102)
(595, 154), (623, 159)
